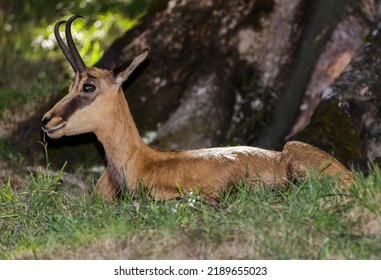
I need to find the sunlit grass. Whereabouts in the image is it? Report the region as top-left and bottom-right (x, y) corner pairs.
(1, 167), (380, 259)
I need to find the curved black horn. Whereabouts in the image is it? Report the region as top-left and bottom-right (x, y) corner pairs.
(66, 15), (87, 72)
(54, 20), (77, 72)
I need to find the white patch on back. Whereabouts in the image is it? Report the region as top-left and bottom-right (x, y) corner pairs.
(191, 146), (276, 162)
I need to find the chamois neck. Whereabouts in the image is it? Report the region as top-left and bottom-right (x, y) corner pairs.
(94, 88), (147, 162)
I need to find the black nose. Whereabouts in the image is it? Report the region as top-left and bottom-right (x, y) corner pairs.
(41, 116), (52, 127)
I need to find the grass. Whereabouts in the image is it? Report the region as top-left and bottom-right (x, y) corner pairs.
(0, 0), (380, 260)
(1, 166), (380, 259)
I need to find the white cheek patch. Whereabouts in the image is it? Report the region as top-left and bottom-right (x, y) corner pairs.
(192, 146), (276, 162)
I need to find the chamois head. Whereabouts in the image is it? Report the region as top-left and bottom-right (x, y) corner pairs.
(42, 15), (148, 139)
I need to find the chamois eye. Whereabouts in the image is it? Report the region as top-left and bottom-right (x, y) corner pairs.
(82, 83), (96, 93)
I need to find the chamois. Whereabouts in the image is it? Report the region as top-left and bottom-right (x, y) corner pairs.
(42, 15), (353, 201)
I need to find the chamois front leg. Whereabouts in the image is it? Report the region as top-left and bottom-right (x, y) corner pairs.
(95, 168), (119, 201)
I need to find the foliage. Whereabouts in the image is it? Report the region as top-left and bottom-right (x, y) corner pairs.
(1, 167), (380, 259)
(0, 0), (152, 119)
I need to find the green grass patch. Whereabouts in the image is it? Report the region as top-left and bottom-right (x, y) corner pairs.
(1, 166), (381, 259)
(0, 139), (26, 170)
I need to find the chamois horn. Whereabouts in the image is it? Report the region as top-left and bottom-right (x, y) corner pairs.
(54, 20), (77, 72)
(54, 15), (87, 72)
(65, 15), (87, 72)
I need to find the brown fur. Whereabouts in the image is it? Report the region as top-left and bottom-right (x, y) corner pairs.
(42, 51), (353, 201)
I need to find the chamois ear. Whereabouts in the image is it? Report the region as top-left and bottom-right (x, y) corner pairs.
(114, 47), (149, 85)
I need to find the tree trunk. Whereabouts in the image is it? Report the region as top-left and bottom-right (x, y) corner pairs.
(99, 0), (363, 150)
(8, 0), (377, 171)
(294, 14), (381, 169)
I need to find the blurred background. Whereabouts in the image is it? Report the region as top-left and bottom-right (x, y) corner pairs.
(0, 0), (380, 181)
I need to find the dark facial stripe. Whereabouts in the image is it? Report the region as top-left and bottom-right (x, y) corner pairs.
(60, 91), (98, 121)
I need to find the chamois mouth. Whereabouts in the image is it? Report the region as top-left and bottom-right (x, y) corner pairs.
(42, 122), (67, 135)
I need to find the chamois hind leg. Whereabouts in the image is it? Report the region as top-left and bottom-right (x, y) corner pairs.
(280, 141), (354, 190)
(95, 168), (119, 201)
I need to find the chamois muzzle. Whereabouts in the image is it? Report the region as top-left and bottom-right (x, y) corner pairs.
(41, 111), (67, 137)
(41, 115), (52, 127)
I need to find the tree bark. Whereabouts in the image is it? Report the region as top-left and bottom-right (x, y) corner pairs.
(100, 0), (370, 157)
(294, 16), (381, 169)
(7, 0), (377, 171)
